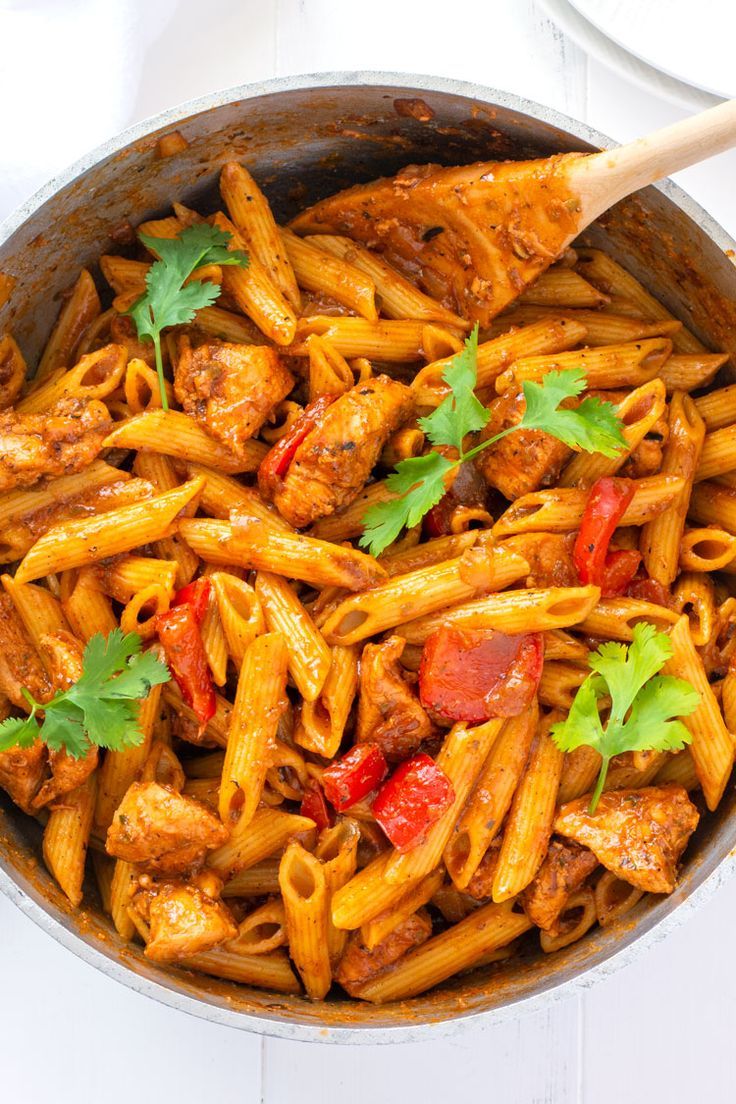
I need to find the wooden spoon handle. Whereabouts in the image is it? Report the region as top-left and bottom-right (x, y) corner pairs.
(572, 98), (736, 225)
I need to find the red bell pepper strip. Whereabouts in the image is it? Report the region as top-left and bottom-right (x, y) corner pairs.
(372, 753), (455, 852)
(322, 743), (388, 811)
(258, 394), (336, 499)
(600, 548), (641, 597)
(424, 461), (488, 537)
(300, 779), (334, 832)
(156, 604), (215, 727)
(573, 477), (636, 587)
(419, 625), (543, 724)
(172, 577), (211, 625)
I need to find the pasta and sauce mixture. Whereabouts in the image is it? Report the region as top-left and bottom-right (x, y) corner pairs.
(0, 153), (734, 1004)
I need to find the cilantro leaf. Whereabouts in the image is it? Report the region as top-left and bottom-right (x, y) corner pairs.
(418, 326), (487, 452)
(551, 622), (699, 812)
(127, 224), (249, 410)
(521, 369), (627, 457)
(361, 452), (454, 557)
(0, 631), (170, 761)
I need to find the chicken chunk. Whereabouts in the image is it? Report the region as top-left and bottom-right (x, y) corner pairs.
(335, 910), (433, 997)
(0, 742), (46, 813)
(0, 593), (51, 708)
(501, 532), (578, 588)
(175, 338), (293, 460)
(0, 396), (111, 493)
(356, 636), (433, 760)
(32, 631), (98, 809)
(554, 784), (699, 894)
(260, 375), (414, 528)
(475, 387), (571, 500)
(106, 781), (229, 874)
(521, 838), (598, 931)
(140, 880), (238, 963)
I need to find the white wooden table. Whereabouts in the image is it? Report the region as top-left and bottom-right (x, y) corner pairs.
(2, 2), (735, 1100)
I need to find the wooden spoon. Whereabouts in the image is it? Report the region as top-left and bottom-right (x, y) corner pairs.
(291, 98), (736, 325)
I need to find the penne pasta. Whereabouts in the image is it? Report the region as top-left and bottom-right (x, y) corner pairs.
(255, 571), (331, 702)
(279, 841), (332, 998)
(43, 772), (98, 907)
(280, 228), (377, 320)
(36, 269), (101, 380)
(495, 337), (671, 395)
(103, 409), (267, 473)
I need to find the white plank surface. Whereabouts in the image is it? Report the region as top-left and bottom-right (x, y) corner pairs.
(1, 2), (735, 1101)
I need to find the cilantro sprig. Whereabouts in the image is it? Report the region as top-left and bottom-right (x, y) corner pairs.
(127, 224), (249, 410)
(551, 623), (699, 813)
(359, 326), (627, 556)
(0, 630), (170, 760)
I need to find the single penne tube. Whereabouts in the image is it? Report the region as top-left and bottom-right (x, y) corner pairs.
(491, 715), (565, 902)
(316, 819), (360, 966)
(693, 384), (736, 431)
(208, 806), (316, 878)
(306, 234), (468, 327)
(295, 644), (359, 757)
(2, 574), (70, 667)
(212, 212), (297, 345)
(557, 745), (603, 804)
(361, 870), (444, 951)
(290, 316), (430, 362)
(672, 573), (716, 648)
(123, 356), (173, 411)
(222, 858), (282, 897)
(489, 307), (680, 346)
(640, 393), (705, 585)
(679, 527), (736, 572)
(695, 424), (736, 482)
(540, 887), (597, 952)
(379, 531), (480, 575)
(90, 556), (179, 603)
(43, 772), (98, 907)
(444, 708), (537, 890)
(659, 353), (728, 392)
(16, 343), (127, 414)
(579, 596), (679, 641)
(279, 841), (332, 999)
(320, 545), (531, 646)
(393, 585), (600, 646)
(61, 567), (118, 641)
(310, 480), (396, 542)
(211, 572), (264, 668)
(307, 334), (353, 401)
(331, 852), (419, 930)
(495, 337), (671, 395)
(357, 900), (532, 1003)
(99, 255), (149, 293)
(109, 859), (138, 939)
(15, 477), (204, 583)
(593, 872), (645, 929)
(689, 481), (736, 532)
(194, 304), (263, 344)
(186, 462), (291, 531)
(605, 749), (670, 790)
(103, 409), (267, 473)
(384, 718), (505, 886)
(228, 898), (288, 955)
(412, 317), (588, 406)
(380, 425), (426, 468)
(543, 629), (590, 663)
(254, 571), (331, 702)
(0, 459), (129, 530)
(575, 247), (706, 354)
(182, 948), (301, 993)
(493, 474), (684, 537)
(653, 747), (700, 791)
(723, 669), (736, 736)
(219, 632), (289, 826)
(664, 615), (734, 810)
(538, 662), (590, 710)
(280, 228), (377, 320)
(36, 269), (101, 380)
(519, 265), (609, 308)
(220, 161), (301, 310)
(120, 584), (170, 639)
(559, 379), (667, 487)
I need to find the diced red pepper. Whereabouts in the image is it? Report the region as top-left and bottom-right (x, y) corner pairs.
(419, 625), (543, 724)
(299, 779), (334, 832)
(156, 604), (215, 727)
(322, 743), (388, 811)
(573, 477), (636, 588)
(172, 577), (211, 625)
(258, 394), (336, 498)
(600, 548), (641, 597)
(372, 753), (455, 852)
(626, 570), (672, 608)
(424, 462), (488, 537)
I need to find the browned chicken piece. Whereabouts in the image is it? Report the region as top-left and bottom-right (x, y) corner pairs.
(0, 743), (46, 813)
(620, 438), (664, 480)
(501, 532), (578, 588)
(475, 387), (571, 500)
(32, 631), (98, 809)
(554, 784), (699, 894)
(356, 636), (433, 760)
(0, 593), (51, 708)
(291, 157), (584, 324)
(141, 880), (238, 963)
(175, 338), (294, 460)
(0, 396), (111, 494)
(335, 910), (433, 997)
(260, 375), (414, 528)
(521, 838), (598, 931)
(106, 781), (229, 874)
